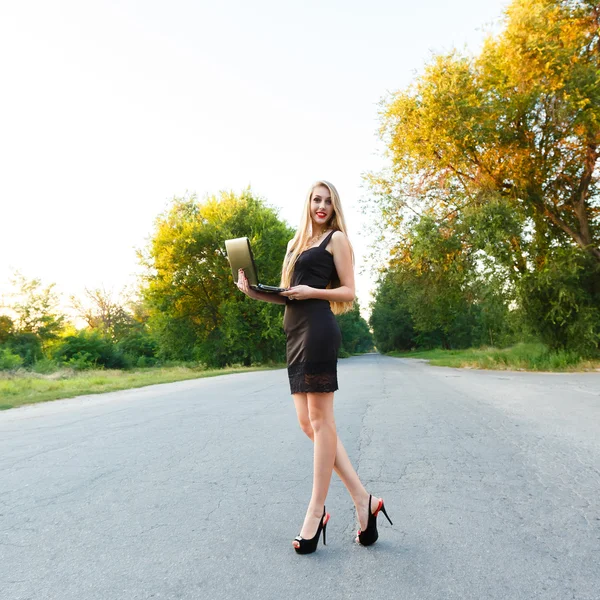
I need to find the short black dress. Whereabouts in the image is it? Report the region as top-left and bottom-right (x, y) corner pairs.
(283, 230), (342, 394)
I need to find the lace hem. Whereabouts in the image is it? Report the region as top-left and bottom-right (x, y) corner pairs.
(288, 361), (338, 394)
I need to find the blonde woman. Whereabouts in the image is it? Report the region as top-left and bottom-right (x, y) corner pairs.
(236, 180), (392, 554)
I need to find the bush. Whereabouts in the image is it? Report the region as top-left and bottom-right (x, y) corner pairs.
(519, 248), (600, 356)
(336, 302), (374, 354)
(0, 315), (14, 343)
(64, 351), (98, 371)
(117, 330), (158, 360)
(0, 347), (24, 370)
(32, 358), (60, 374)
(53, 330), (127, 369)
(470, 343), (584, 371)
(370, 273), (416, 352)
(5, 332), (43, 366)
(135, 355), (158, 368)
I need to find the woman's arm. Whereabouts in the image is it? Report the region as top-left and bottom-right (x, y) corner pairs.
(236, 268), (287, 305)
(279, 231), (355, 303)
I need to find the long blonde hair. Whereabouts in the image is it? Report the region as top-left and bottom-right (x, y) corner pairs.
(280, 180), (354, 315)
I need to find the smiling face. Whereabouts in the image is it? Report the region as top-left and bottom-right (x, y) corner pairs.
(310, 184), (334, 231)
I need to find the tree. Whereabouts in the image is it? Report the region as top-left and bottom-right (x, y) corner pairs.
(518, 247), (600, 352)
(367, 0), (600, 354)
(335, 300), (374, 355)
(373, 0), (599, 262)
(369, 213), (516, 352)
(0, 315), (14, 344)
(71, 287), (137, 342)
(8, 272), (65, 345)
(53, 330), (127, 369)
(139, 189), (294, 366)
(369, 271), (416, 352)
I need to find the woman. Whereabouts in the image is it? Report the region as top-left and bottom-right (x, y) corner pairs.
(236, 180), (392, 554)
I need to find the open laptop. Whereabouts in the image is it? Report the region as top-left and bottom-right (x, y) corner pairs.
(225, 237), (288, 293)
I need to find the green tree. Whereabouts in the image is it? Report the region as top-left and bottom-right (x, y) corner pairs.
(0, 315), (14, 344)
(402, 216), (478, 348)
(369, 271), (416, 352)
(1, 273), (67, 364)
(9, 272), (65, 343)
(71, 287), (137, 342)
(4, 333), (43, 366)
(518, 247), (600, 352)
(53, 330), (127, 370)
(139, 189), (294, 366)
(336, 301), (374, 355)
(373, 0), (599, 261)
(370, 213), (515, 352)
(368, 0), (600, 354)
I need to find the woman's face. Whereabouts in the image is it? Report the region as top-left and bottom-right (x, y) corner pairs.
(310, 185), (334, 230)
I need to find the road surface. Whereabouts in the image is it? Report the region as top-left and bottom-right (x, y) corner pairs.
(1, 354), (599, 599)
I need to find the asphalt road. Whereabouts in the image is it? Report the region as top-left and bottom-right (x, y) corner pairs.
(1, 354), (599, 600)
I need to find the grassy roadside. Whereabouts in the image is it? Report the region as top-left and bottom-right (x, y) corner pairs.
(388, 343), (600, 372)
(0, 364), (285, 411)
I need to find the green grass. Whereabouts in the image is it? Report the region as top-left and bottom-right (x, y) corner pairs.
(388, 343), (600, 372)
(0, 364), (285, 411)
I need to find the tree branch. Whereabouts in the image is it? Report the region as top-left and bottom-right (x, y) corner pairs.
(572, 141), (598, 249)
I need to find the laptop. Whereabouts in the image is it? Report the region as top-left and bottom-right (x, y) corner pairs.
(225, 237), (288, 293)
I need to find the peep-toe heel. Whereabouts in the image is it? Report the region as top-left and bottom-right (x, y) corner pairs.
(293, 506), (330, 555)
(357, 494), (393, 546)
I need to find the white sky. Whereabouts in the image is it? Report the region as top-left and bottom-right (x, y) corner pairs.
(0, 0), (508, 320)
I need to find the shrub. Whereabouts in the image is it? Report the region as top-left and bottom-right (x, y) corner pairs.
(519, 248), (600, 356)
(5, 332), (43, 365)
(53, 330), (127, 369)
(117, 330), (158, 360)
(64, 351), (98, 370)
(135, 355), (158, 368)
(32, 358), (60, 374)
(0, 347), (24, 370)
(336, 302), (374, 354)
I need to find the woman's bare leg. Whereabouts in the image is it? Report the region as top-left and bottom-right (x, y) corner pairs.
(293, 391), (336, 545)
(292, 393), (381, 540)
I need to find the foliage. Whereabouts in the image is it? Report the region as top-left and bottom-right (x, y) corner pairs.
(518, 247), (600, 352)
(64, 351), (99, 371)
(369, 271), (415, 352)
(52, 330), (128, 370)
(367, 0), (600, 355)
(0, 348), (24, 370)
(0, 316), (14, 343)
(32, 358), (61, 374)
(117, 329), (159, 364)
(148, 311), (198, 361)
(139, 189), (294, 366)
(335, 301), (374, 355)
(71, 287), (138, 342)
(0, 364), (282, 411)
(398, 216), (478, 348)
(8, 272), (66, 343)
(390, 342), (592, 371)
(214, 297), (287, 367)
(4, 332), (44, 366)
(370, 215), (513, 351)
(373, 0), (599, 261)
(0, 274), (68, 366)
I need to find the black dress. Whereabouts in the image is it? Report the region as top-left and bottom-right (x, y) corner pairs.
(283, 230), (342, 394)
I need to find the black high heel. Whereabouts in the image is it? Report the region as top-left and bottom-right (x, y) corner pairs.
(293, 506), (330, 555)
(357, 494), (393, 546)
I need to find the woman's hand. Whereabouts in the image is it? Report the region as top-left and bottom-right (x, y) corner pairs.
(279, 285), (313, 301)
(236, 269), (259, 299)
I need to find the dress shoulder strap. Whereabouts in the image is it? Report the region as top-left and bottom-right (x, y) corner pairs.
(319, 230), (336, 249)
